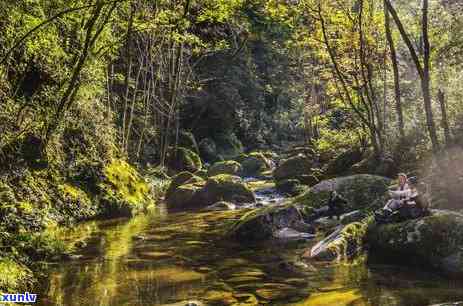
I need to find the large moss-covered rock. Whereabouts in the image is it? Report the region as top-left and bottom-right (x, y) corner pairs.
(294, 174), (391, 212)
(165, 174), (255, 209)
(227, 204), (314, 241)
(273, 154), (314, 183)
(166, 171), (203, 197)
(305, 218), (372, 261)
(165, 171), (205, 208)
(367, 210), (463, 276)
(201, 174), (255, 205)
(168, 147), (202, 173)
(165, 182), (205, 209)
(208, 160), (243, 177)
(240, 152), (272, 176)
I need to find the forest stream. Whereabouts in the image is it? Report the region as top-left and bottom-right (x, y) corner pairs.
(37, 179), (463, 306)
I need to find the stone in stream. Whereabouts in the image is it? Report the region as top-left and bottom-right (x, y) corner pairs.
(165, 174), (255, 209)
(239, 152), (272, 176)
(166, 171), (204, 197)
(367, 210), (463, 276)
(304, 218), (372, 261)
(200, 174), (255, 205)
(226, 204), (315, 242)
(273, 154), (316, 184)
(208, 160), (243, 177)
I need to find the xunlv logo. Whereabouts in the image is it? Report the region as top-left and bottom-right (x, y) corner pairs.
(1, 292), (37, 303)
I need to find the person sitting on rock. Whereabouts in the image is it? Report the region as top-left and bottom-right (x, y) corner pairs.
(382, 173), (411, 214)
(327, 191), (348, 220)
(396, 176), (430, 220)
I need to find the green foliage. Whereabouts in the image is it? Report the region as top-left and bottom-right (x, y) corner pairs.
(0, 258), (33, 292)
(99, 159), (153, 216)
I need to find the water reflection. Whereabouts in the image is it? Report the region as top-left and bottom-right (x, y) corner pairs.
(39, 205), (463, 306)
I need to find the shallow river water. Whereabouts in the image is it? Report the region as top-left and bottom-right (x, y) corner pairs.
(37, 201), (463, 306)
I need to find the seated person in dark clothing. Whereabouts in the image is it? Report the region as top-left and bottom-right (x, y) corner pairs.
(327, 191), (348, 219)
(376, 176), (430, 223)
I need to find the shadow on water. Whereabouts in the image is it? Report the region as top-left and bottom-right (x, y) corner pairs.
(38, 203), (463, 306)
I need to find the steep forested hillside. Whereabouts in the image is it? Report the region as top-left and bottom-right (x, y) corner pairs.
(2, 0), (463, 299)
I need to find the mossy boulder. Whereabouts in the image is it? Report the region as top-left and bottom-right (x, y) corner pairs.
(275, 179), (305, 196)
(98, 159), (153, 217)
(165, 182), (205, 209)
(201, 174), (255, 205)
(166, 171), (203, 197)
(273, 154), (314, 183)
(240, 152), (272, 176)
(168, 147), (202, 173)
(227, 204), (314, 242)
(177, 131), (199, 155)
(367, 210), (463, 276)
(208, 160), (243, 177)
(282, 146), (316, 159)
(198, 138), (218, 162)
(294, 174), (391, 213)
(165, 172), (205, 208)
(165, 174), (254, 209)
(305, 218), (372, 261)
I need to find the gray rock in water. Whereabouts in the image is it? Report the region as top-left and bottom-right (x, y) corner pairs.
(227, 204), (315, 242)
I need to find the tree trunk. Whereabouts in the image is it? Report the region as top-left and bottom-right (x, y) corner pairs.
(384, 1), (404, 139)
(422, 0), (440, 152)
(385, 0), (439, 152)
(438, 89), (452, 146)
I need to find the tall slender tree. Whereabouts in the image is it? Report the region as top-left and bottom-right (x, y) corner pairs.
(384, 0), (439, 152)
